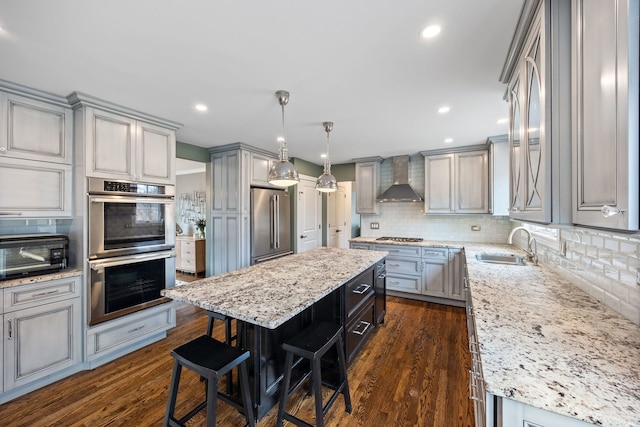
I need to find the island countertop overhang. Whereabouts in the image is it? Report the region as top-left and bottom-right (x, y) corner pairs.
(162, 247), (387, 329)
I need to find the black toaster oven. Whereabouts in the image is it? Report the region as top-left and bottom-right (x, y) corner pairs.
(0, 234), (69, 281)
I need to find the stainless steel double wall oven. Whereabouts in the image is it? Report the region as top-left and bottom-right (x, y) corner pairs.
(87, 178), (176, 325)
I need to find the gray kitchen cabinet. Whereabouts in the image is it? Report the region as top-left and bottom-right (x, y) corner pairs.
(374, 244), (422, 294)
(465, 277), (487, 427)
(500, 397), (595, 427)
(2, 276), (82, 395)
(0, 83), (73, 218)
(422, 147), (490, 214)
(354, 158), (383, 214)
(67, 92), (180, 185)
(571, 0), (639, 230)
(249, 151), (278, 188)
(349, 242), (371, 250)
(448, 248), (464, 300)
(422, 248), (449, 298)
(501, 0), (572, 225)
(210, 146), (252, 275)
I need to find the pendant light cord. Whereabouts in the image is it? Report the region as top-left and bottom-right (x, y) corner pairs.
(324, 129), (331, 174)
(280, 101), (288, 161)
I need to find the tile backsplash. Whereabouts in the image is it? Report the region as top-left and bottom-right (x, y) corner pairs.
(510, 222), (640, 325)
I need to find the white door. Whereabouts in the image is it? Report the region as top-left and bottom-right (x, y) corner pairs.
(326, 182), (351, 249)
(296, 175), (321, 253)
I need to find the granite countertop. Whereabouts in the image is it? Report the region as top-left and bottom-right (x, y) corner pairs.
(0, 269), (83, 289)
(162, 247), (387, 329)
(464, 244), (640, 427)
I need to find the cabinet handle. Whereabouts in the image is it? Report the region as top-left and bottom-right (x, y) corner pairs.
(466, 306), (474, 316)
(463, 277), (469, 289)
(128, 325), (145, 333)
(377, 273), (386, 279)
(7, 320), (12, 340)
(352, 320), (371, 336)
(601, 205), (624, 218)
(32, 289), (60, 298)
(0, 212), (23, 216)
(389, 280), (400, 285)
(387, 263), (401, 268)
(352, 284), (371, 294)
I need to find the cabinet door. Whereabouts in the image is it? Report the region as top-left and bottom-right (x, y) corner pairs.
(136, 121), (175, 184)
(456, 151), (489, 213)
(0, 93), (72, 164)
(355, 162), (379, 214)
(4, 298), (81, 390)
(422, 257), (448, 298)
(250, 152), (275, 187)
(509, 74), (523, 214)
(212, 150), (241, 213)
(572, 0), (639, 230)
(0, 157), (72, 218)
(424, 154), (454, 213)
(85, 107), (136, 179)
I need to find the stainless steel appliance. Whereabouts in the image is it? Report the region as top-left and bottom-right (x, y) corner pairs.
(0, 234), (68, 281)
(250, 188), (292, 264)
(87, 177), (176, 325)
(375, 236), (424, 243)
(87, 178), (175, 259)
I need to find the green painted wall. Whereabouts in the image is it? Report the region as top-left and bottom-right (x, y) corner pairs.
(292, 157), (323, 177)
(176, 141), (210, 162)
(331, 163), (355, 182)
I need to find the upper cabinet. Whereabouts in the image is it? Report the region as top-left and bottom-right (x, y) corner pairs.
(354, 158), (382, 214)
(0, 83), (73, 218)
(421, 146), (490, 214)
(249, 151), (278, 188)
(571, 0), (639, 230)
(67, 92), (181, 185)
(501, 0), (572, 225)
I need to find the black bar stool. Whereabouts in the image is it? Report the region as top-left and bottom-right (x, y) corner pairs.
(205, 310), (238, 394)
(164, 335), (255, 427)
(276, 322), (352, 427)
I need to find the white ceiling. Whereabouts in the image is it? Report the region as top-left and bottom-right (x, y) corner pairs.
(0, 0), (523, 165)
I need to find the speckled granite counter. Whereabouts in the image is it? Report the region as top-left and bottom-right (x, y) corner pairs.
(351, 237), (640, 426)
(162, 247), (387, 329)
(0, 269), (83, 289)
(464, 244), (640, 427)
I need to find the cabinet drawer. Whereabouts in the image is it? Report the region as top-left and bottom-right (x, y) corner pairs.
(87, 303), (176, 359)
(349, 243), (371, 250)
(386, 274), (421, 293)
(180, 241), (195, 255)
(422, 248), (448, 259)
(345, 298), (375, 362)
(346, 268), (374, 317)
(373, 244), (421, 257)
(4, 276), (81, 312)
(385, 257), (421, 275)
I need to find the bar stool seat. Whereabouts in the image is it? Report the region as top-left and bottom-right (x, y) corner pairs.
(276, 322), (352, 427)
(164, 335), (255, 427)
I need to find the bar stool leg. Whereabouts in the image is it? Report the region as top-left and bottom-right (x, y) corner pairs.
(276, 351), (295, 427)
(206, 376), (218, 427)
(239, 361), (256, 427)
(312, 357), (324, 427)
(336, 334), (352, 413)
(164, 360), (182, 426)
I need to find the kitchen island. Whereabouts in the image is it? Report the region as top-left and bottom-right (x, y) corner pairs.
(162, 247), (387, 420)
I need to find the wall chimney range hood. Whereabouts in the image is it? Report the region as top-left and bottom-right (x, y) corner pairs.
(377, 155), (423, 202)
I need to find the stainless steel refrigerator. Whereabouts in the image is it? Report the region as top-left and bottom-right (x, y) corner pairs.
(250, 188), (292, 264)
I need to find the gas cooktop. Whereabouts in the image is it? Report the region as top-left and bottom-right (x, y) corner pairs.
(375, 236), (424, 243)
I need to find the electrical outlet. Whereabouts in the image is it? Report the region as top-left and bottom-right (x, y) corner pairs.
(471, 225), (481, 231)
(370, 222), (379, 229)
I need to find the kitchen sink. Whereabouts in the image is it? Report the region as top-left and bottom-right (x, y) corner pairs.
(475, 253), (526, 266)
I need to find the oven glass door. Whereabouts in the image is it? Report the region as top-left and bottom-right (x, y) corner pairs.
(89, 250), (175, 325)
(89, 195), (175, 258)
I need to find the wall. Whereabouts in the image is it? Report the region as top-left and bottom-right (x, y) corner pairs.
(359, 153), (512, 243)
(175, 172), (206, 237)
(511, 222), (640, 325)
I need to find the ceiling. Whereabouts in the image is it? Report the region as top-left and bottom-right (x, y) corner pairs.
(0, 0), (523, 165)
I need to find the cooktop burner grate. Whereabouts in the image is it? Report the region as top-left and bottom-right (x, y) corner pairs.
(375, 236), (424, 242)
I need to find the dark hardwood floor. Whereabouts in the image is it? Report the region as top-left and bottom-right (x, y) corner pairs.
(0, 273), (474, 427)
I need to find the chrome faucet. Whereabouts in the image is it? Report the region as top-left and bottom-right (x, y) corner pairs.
(508, 226), (538, 265)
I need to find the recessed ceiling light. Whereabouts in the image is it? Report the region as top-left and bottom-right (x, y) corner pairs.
(438, 106), (450, 114)
(321, 153), (327, 159)
(194, 103), (208, 112)
(497, 118), (508, 124)
(444, 138), (453, 143)
(421, 25), (441, 39)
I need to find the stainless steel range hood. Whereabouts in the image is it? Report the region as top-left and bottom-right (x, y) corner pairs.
(377, 156), (423, 202)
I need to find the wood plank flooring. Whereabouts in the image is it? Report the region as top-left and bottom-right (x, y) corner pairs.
(0, 277), (474, 427)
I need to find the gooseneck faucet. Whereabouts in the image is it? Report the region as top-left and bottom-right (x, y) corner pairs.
(507, 226), (538, 265)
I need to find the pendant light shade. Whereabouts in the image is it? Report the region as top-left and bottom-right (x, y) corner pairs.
(268, 90), (300, 187)
(316, 121), (338, 193)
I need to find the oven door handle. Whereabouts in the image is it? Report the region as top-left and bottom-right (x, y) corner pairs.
(89, 250), (175, 271)
(88, 195), (175, 204)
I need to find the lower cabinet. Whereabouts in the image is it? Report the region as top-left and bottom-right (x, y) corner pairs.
(176, 237), (205, 276)
(344, 266), (376, 363)
(86, 302), (176, 368)
(1, 275), (82, 402)
(422, 248), (449, 298)
(498, 396), (595, 427)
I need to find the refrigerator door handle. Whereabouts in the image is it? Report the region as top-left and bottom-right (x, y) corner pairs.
(274, 194), (280, 249)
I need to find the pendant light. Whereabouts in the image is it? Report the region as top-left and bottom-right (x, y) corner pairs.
(268, 90), (300, 187)
(316, 121), (338, 193)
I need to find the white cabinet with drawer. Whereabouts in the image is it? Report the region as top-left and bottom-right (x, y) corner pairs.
(1, 275), (82, 400)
